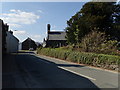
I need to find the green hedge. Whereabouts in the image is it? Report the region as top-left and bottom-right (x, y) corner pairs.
(37, 48), (120, 70)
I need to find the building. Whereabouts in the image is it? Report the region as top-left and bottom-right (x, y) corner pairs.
(0, 19), (9, 54)
(6, 31), (19, 53)
(0, 19), (19, 54)
(19, 42), (22, 50)
(22, 37), (37, 50)
(43, 24), (67, 48)
(0, 19), (2, 66)
(35, 42), (42, 48)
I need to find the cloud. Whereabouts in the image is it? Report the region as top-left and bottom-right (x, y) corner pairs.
(0, 9), (40, 27)
(34, 35), (41, 38)
(9, 23), (21, 28)
(13, 30), (26, 35)
(51, 29), (62, 31)
(32, 35), (41, 38)
(37, 10), (43, 13)
(10, 30), (42, 42)
(30, 35), (41, 42)
(10, 9), (16, 12)
(52, 25), (57, 29)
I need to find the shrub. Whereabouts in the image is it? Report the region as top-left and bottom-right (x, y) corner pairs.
(37, 48), (120, 71)
(80, 30), (118, 54)
(66, 52), (79, 62)
(80, 31), (106, 52)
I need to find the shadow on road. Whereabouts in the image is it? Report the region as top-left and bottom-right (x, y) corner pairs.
(57, 64), (84, 67)
(2, 52), (100, 89)
(18, 51), (35, 54)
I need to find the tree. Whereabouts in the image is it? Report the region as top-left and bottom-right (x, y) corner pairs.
(65, 1), (119, 45)
(65, 13), (80, 45)
(112, 3), (120, 40)
(65, 11), (89, 45)
(79, 2), (116, 34)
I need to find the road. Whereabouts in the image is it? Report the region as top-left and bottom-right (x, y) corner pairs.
(2, 51), (119, 89)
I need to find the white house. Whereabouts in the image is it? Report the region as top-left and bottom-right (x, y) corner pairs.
(19, 42), (22, 50)
(6, 31), (19, 53)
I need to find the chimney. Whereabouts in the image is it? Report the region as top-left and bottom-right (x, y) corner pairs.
(9, 30), (13, 34)
(47, 24), (50, 33)
(4, 23), (9, 32)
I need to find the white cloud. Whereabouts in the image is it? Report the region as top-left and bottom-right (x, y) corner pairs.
(10, 9), (16, 12)
(51, 29), (62, 31)
(33, 35), (41, 38)
(13, 30), (26, 35)
(52, 25), (57, 29)
(30, 35), (41, 42)
(31, 35), (41, 39)
(9, 23), (21, 28)
(10, 30), (42, 42)
(0, 9), (40, 25)
(37, 10), (43, 13)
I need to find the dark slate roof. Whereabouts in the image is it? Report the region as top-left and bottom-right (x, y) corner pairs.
(23, 37), (35, 43)
(7, 31), (19, 41)
(48, 31), (66, 40)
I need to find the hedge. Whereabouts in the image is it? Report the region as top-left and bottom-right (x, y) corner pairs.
(37, 48), (120, 71)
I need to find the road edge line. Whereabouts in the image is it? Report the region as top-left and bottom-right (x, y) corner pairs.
(58, 66), (96, 81)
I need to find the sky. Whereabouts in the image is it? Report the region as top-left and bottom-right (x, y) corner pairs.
(1, 1), (119, 43)
(1, 2), (87, 43)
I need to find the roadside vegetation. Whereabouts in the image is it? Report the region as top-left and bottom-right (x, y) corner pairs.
(37, 1), (120, 71)
(37, 48), (120, 71)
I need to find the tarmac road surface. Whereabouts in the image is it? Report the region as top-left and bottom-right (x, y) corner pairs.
(2, 51), (119, 89)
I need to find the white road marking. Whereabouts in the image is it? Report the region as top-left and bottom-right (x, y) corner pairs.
(36, 55), (118, 79)
(58, 66), (96, 81)
(38, 55), (119, 74)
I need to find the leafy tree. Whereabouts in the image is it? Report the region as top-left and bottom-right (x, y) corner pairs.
(65, 13), (80, 45)
(65, 12), (88, 45)
(112, 3), (120, 40)
(65, 1), (120, 45)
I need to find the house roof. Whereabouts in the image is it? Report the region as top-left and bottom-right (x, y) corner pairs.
(7, 31), (19, 42)
(22, 37), (35, 43)
(48, 31), (66, 40)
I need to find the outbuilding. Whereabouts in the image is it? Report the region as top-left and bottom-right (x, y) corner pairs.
(22, 37), (37, 50)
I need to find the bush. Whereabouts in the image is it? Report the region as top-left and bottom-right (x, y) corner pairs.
(80, 31), (106, 52)
(37, 48), (120, 71)
(80, 31), (118, 54)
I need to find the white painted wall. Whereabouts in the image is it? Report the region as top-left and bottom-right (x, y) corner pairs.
(19, 42), (22, 50)
(6, 32), (19, 53)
